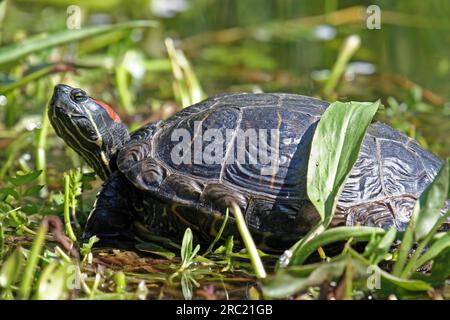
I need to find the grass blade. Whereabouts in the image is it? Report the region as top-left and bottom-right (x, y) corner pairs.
(18, 221), (48, 299)
(0, 20), (158, 66)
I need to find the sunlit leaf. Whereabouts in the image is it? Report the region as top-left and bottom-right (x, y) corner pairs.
(414, 159), (449, 240)
(307, 100), (380, 225)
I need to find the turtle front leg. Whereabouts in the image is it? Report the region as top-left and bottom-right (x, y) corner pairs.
(82, 172), (138, 247)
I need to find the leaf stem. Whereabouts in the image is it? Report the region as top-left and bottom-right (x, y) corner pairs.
(230, 202), (266, 279)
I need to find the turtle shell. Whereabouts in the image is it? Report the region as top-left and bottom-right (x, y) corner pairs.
(117, 93), (444, 249)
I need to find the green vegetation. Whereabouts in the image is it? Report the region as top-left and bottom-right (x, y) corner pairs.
(0, 0), (449, 300)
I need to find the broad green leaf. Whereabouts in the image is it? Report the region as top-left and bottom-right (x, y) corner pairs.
(0, 20), (158, 66)
(7, 170), (42, 186)
(290, 226), (385, 266)
(307, 101), (380, 225)
(429, 248), (450, 285)
(415, 159), (450, 240)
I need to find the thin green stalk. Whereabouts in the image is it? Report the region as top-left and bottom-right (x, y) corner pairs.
(203, 209), (229, 256)
(36, 96), (51, 191)
(344, 258), (353, 300)
(115, 63), (135, 114)
(323, 35), (361, 97)
(0, 65), (60, 95)
(0, 223), (4, 261)
(114, 272), (126, 294)
(64, 174), (77, 242)
(230, 202), (266, 279)
(89, 273), (101, 299)
(392, 208), (418, 276)
(18, 221), (47, 299)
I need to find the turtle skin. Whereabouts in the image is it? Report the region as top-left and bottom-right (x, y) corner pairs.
(85, 93), (449, 251)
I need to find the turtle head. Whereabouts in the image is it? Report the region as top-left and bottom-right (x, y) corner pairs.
(49, 84), (130, 180)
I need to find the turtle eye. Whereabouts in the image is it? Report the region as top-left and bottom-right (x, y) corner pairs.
(70, 89), (87, 102)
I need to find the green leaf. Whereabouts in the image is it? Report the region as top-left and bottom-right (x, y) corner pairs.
(263, 256), (367, 298)
(415, 232), (450, 268)
(290, 226), (385, 266)
(80, 236), (99, 258)
(0, 20), (158, 66)
(203, 209), (229, 256)
(181, 273), (193, 300)
(18, 221), (47, 299)
(0, 188), (20, 200)
(181, 228), (194, 265)
(368, 227), (396, 265)
(7, 170), (42, 186)
(21, 204), (38, 215)
(429, 248), (450, 285)
(22, 185), (44, 197)
(414, 159), (450, 240)
(180, 228), (200, 270)
(307, 100), (379, 226)
(379, 268), (432, 292)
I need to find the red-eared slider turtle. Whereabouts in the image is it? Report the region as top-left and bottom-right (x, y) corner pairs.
(48, 84), (449, 251)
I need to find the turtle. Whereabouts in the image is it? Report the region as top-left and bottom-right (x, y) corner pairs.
(48, 84), (449, 251)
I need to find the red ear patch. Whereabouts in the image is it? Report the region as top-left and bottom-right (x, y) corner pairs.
(94, 100), (121, 123)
